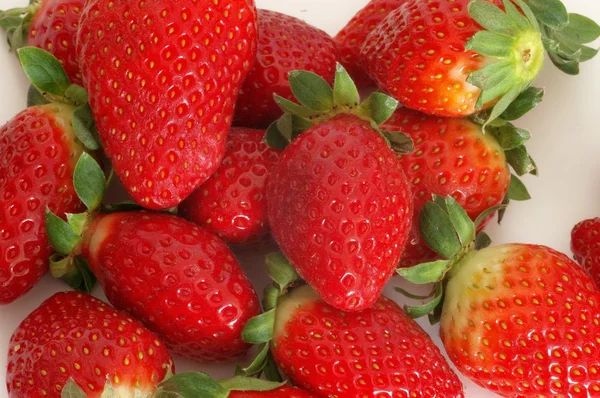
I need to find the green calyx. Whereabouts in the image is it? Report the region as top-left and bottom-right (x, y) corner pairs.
(0, 0), (41, 51)
(154, 372), (285, 398)
(46, 153), (106, 293)
(265, 63), (413, 153)
(237, 253), (301, 382)
(397, 196), (506, 322)
(62, 378), (151, 398)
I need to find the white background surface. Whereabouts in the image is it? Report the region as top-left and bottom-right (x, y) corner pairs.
(0, 0), (599, 397)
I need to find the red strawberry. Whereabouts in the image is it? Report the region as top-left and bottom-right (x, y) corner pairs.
(0, 104), (86, 304)
(241, 257), (463, 397)
(154, 372), (317, 397)
(77, 0), (258, 209)
(234, 9), (338, 127)
(399, 197), (600, 397)
(382, 107), (515, 267)
(0, 0), (84, 84)
(180, 127), (281, 244)
(334, 0), (406, 88)
(6, 291), (173, 398)
(361, 0), (546, 118)
(571, 217), (600, 287)
(264, 65), (413, 311)
(81, 211), (260, 362)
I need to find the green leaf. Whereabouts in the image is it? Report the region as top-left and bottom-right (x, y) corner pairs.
(505, 144), (537, 176)
(74, 153), (105, 211)
(468, 0), (516, 36)
(73, 257), (97, 293)
(356, 92), (398, 125)
(527, 0), (568, 29)
(287, 70), (334, 112)
(27, 84), (49, 107)
(45, 210), (80, 255)
(398, 260), (450, 285)
(507, 173), (531, 201)
(50, 254), (97, 293)
(405, 284), (444, 319)
(154, 373), (228, 398)
(474, 204), (507, 228)
(242, 310), (275, 344)
(466, 31), (515, 58)
(484, 84), (524, 128)
(273, 95), (320, 118)
(548, 48), (580, 75)
(512, 0), (540, 31)
(64, 84), (88, 107)
(276, 114), (294, 142)
(238, 343), (270, 377)
(474, 232), (492, 250)
(333, 63), (360, 107)
(503, 0), (532, 31)
(67, 213), (88, 237)
(383, 131), (414, 154)
(17, 47), (70, 97)
(489, 123), (530, 150)
(73, 104), (101, 151)
(263, 352), (283, 382)
(427, 287), (445, 325)
(218, 377), (283, 393)
(265, 252), (299, 293)
(394, 286), (436, 301)
(61, 379), (87, 398)
(262, 285), (279, 313)
(497, 195), (510, 224)
(419, 201), (462, 259)
(444, 196), (476, 246)
(562, 14), (600, 44)
(264, 122), (289, 150)
(500, 86), (544, 120)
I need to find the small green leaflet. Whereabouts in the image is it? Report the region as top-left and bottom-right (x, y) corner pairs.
(18, 47), (70, 98)
(73, 153), (105, 211)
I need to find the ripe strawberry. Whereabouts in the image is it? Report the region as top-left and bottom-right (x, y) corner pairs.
(154, 372), (317, 397)
(571, 217), (600, 288)
(77, 0), (258, 209)
(0, 0), (84, 84)
(382, 107), (534, 267)
(0, 104), (87, 304)
(80, 211), (260, 362)
(399, 197), (600, 396)
(6, 291), (173, 398)
(234, 9), (338, 127)
(264, 66), (413, 311)
(180, 127), (281, 244)
(334, 0), (406, 88)
(241, 256), (463, 397)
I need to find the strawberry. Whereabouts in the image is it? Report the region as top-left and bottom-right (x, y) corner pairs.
(154, 372), (317, 397)
(77, 0), (259, 210)
(264, 65), (413, 311)
(0, 0), (84, 84)
(361, 0), (599, 121)
(382, 106), (539, 267)
(77, 211), (261, 362)
(6, 291), (173, 398)
(240, 254), (464, 397)
(234, 9), (338, 127)
(334, 0), (406, 88)
(571, 217), (600, 288)
(0, 47), (100, 304)
(180, 127), (281, 244)
(398, 197), (600, 396)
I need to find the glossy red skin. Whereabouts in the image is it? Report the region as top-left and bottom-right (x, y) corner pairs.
(85, 212), (260, 362)
(273, 289), (464, 397)
(0, 105), (84, 304)
(382, 108), (510, 267)
(6, 291), (173, 398)
(180, 128), (281, 244)
(234, 9), (337, 128)
(77, 0), (258, 210)
(441, 244), (600, 397)
(229, 386), (317, 397)
(362, 0), (503, 117)
(335, 0), (407, 88)
(267, 114), (412, 311)
(571, 218), (600, 288)
(28, 0), (85, 84)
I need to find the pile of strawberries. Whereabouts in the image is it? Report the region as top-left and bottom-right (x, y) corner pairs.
(0, 0), (599, 396)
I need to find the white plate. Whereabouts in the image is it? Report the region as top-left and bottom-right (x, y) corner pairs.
(0, 0), (599, 397)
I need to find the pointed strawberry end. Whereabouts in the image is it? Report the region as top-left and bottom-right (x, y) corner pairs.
(264, 63), (413, 152)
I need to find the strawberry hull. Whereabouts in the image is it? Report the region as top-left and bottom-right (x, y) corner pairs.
(77, 0), (259, 209)
(0, 105), (86, 304)
(83, 211), (261, 362)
